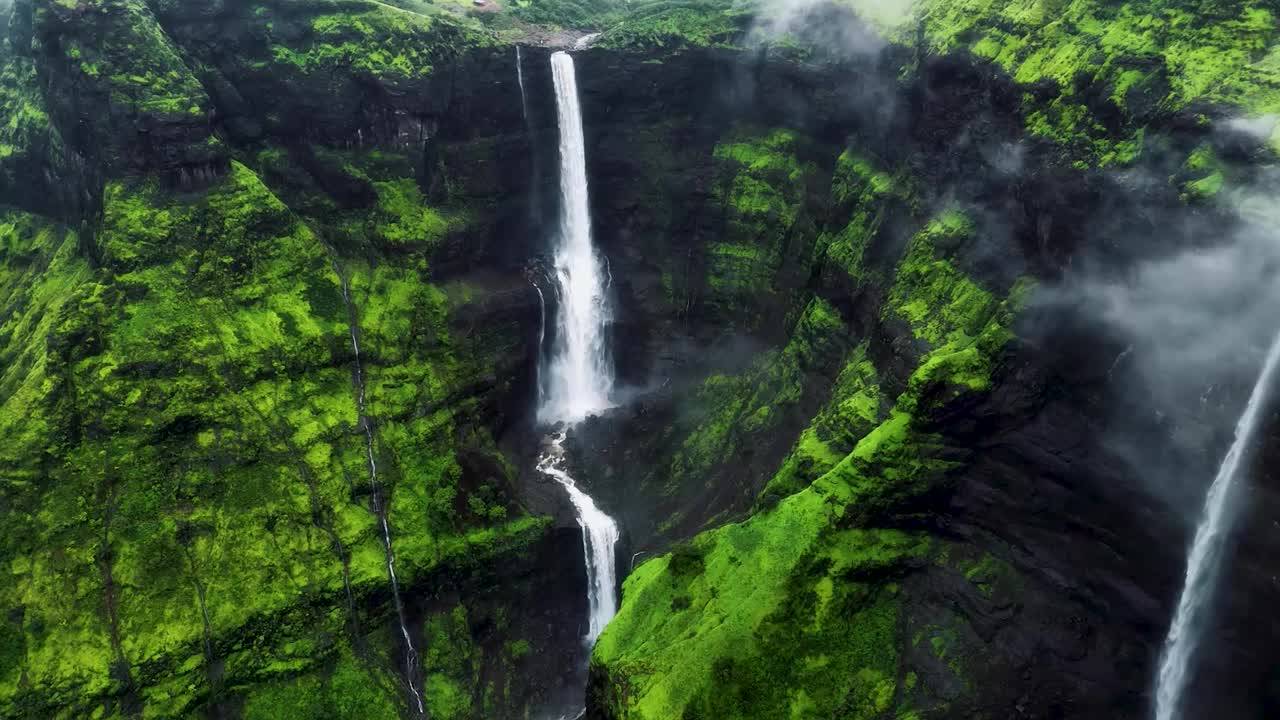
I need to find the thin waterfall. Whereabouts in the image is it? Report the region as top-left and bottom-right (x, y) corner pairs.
(518, 44), (543, 230)
(533, 50), (620, 652)
(532, 277), (547, 410)
(516, 45), (530, 124)
(1153, 329), (1280, 720)
(337, 269), (426, 717)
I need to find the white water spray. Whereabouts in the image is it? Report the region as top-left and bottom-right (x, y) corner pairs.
(1153, 329), (1280, 720)
(538, 433), (620, 644)
(338, 273), (425, 716)
(538, 51), (614, 425)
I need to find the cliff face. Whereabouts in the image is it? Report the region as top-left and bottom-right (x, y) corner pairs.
(1, 0), (1279, 718)
(567, 5), (1280, 720)
(575, 48), (1184, 720)
(0, 2), (583, 717)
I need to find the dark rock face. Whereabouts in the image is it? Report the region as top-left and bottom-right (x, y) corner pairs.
(1182, 412), (1280, 720)
(553, 41), (1249, 720)
(928, 342), (1179, 718)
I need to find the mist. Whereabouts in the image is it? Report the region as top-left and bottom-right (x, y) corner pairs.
(746, 0), (913, 57)
(1224, 114), (1278, 144)
(1043, 165), (1280, 515)
(750, 0), (916, 45)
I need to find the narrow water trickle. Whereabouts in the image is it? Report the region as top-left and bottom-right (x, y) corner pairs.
(337, 269), (426, 717)
(531, 277), (547, 410)
(517, 45), (530, 124)
(532, 50), (621, 657)
(1153, 329), (1280, 720)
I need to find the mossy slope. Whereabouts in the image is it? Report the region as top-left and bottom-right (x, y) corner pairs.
(591, 201), (1029, 718)
(0, 156), (551, 717)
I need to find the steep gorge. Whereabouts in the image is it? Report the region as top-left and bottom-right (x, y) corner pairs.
(1, 0), (1280, 718)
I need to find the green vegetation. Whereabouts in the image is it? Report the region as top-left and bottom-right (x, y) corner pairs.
(0, 161), (543, 717)
(911, 0), (1280, 163)
(666, 297), (848, 500)
(242, 644), (400, 720)
(0, 52), (52, 167)
(4, 0), (1274, 716)
(47, 0), (209, 117)
(820, 150), (912, 284)
(757, 342), (883, 507)
(885, 210), (995, 348)
(886, 210), (1034, 408)
(594, 204), (1031, 718)
(594, 491), (929, 719)
(265, 4), (488, 80)
(1179, 144), (1227, 200)
(595, 0), (749, 50)
(705, 127), (821, 319)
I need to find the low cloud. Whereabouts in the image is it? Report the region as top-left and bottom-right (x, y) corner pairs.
(1040, 168), (1280, 513)
(747, 0), (913, 57)
(1222, 115), (1278, 142)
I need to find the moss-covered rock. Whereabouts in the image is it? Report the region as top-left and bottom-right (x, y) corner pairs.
(0, 145), (555, 716)
(590, 202), (1031, 717)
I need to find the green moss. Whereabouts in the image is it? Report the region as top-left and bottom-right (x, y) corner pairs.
(823, 151), (912, 284)
(885, 210), (997, 347)
(0, 159), (547, 716)
(45, 0), (209, 117)
(596, 199), (1031, 717)
(372, 179), (452, 246)
(263, 4), (489, 80)
(758, 342), (884, 506)
(242, 645), (399, 720)
(0, 50), (55, 184)
(665, 297), (848, 498)
(596, 1), (749, 50)
(594, 450), (933, 718)
(705, 127), (820, 316)
(1179, 144), (1228, 200)
(915, 0), (1280, 164)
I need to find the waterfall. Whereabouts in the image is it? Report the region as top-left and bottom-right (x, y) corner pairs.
(532, 277), (547, 409)
(337, 271), (426, 717)
(538, 433), (620, 644)
(517, 45), (530, 124)
(1153, 329), (1280, 720)
(538, 50), (614, 425)
(532, 50), (620, 653)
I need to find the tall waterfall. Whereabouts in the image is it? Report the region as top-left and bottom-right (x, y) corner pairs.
(1153, 329), (1280, 720)
(337, 272), (425, 716)
(534, 50), (620, 650)
(538, 50), (614, 425)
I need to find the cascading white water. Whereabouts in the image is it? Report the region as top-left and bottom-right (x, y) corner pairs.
(532, 279), (547, 409)
(338, 274), (425, 716)
(539, 50), (613, 425)
(532, 50), (620, 651)
(538, 433), (620, 644)
(1153, 329), (1280, 720)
